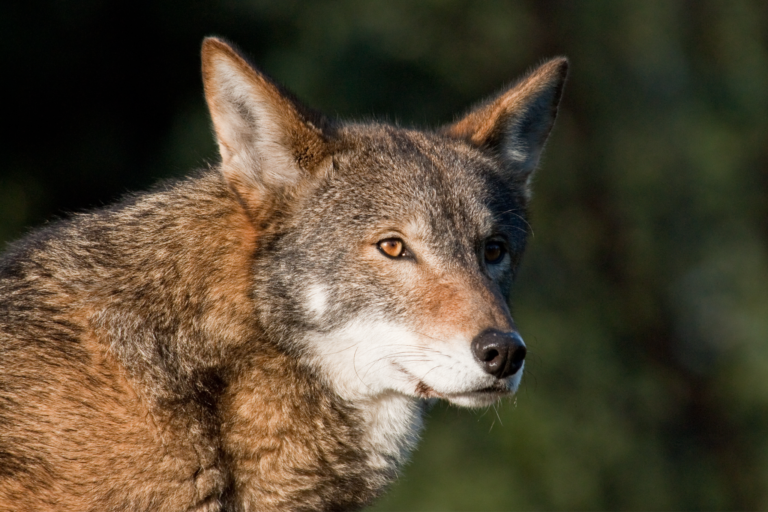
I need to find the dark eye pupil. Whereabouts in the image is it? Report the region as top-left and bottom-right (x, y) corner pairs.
(485, 243), (504, 263)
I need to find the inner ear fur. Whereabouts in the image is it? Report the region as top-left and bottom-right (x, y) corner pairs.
(443, 57), (568, 195)
(201, 37), (333, 209)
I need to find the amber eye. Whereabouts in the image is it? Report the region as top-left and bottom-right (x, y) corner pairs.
(378, 238), (405, 258)
(484, 241), (506, 264)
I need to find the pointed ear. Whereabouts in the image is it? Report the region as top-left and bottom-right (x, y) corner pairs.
(443, 57), (568, 195)
(201, 37), (332, 205)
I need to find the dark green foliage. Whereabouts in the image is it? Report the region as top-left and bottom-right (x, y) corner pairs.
(2, 0), (767, 509)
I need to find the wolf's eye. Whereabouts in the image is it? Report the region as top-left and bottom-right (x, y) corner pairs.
(378, 238), (405, 258)
(484, 241), (506, 264)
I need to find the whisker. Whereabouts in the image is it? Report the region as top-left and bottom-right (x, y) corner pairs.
(351, 343), (373, 392)
(492, 403), (503, 427)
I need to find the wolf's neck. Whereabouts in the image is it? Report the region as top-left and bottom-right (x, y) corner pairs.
(219, 349), (423, 511)
(355, 392), (425, 473)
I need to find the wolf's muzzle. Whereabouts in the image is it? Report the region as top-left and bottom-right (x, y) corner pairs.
(471, 329), (527, 379)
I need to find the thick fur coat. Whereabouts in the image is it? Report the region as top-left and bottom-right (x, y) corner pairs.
(0, 38), (566, 511)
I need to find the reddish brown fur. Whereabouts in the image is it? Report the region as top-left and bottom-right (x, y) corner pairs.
(409, 268), (515, 341)
(0, 175), (258, 511)
(2, 327), (211, 510)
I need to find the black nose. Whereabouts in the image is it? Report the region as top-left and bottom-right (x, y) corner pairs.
(471, 329), (527, 379)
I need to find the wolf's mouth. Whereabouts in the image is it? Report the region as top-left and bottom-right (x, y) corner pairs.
(449, 382), (511, 398)
(393, 362), (510, 400)
(414, 379), (510, 400)
(471, 384), (510, 394)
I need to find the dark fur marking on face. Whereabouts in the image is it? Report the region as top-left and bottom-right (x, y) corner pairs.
(415, 381), (436, 399)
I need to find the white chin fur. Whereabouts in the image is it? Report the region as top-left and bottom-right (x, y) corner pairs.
(444, 364), (523, 408)
(445, 393), (505, 408)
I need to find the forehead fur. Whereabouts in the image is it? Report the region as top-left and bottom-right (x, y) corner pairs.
(320, 123), (524, 233)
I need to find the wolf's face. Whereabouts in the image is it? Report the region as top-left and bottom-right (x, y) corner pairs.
(258, 129), (527, 407)
(202, 38), (566, 407)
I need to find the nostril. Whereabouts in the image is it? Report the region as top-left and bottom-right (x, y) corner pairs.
(483, 348), (499, 362)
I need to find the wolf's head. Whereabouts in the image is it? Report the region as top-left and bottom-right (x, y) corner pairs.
(202, 38), (566, 408)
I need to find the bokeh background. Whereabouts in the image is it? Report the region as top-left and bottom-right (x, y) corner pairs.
(2, 1), (768, 509)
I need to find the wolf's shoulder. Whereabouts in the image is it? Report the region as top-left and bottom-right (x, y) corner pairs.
(1, 171), (231, 272)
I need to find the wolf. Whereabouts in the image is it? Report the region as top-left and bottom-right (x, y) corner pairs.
(0, 37), (566, 511)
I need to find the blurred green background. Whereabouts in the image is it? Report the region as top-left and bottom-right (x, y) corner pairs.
(2, 1), (768, 509)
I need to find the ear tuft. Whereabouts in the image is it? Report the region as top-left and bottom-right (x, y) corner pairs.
(201, 37), (331, 204)
(444, 57), (568, 195)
